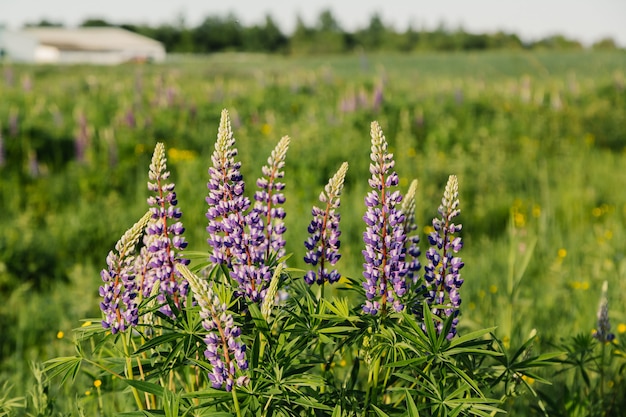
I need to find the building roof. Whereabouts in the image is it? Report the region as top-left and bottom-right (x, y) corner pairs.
(22, 27), (163, 52)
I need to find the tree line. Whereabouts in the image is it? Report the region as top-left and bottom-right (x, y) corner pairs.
(25, 9), (620, 54)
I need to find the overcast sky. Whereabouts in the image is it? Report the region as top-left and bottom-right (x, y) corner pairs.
(2, 0), (625, 46)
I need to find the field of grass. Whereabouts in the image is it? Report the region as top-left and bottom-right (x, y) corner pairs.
(1, 50), (626, 415)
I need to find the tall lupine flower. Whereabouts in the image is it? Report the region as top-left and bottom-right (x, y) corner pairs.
(99, 211), (151, 334)
(304, 162), (349, 285)
(401, 180), (421, 284)
(206, 109), (272, 302)
(143, 143), (190, 316)
(423, 175), (464, 339)
(593, 281), (615, 343)
(177, 264), (249, 392)
(206, 109), (250, 266)
(362, 122), (409, 315)
(254, 135), (290, 262)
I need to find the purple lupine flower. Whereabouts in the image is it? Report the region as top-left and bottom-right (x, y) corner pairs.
(99, 212), (151, 333)
(254, 135), (290, 262)
(362, 121), (409, 315)
(143, 143), (189, 316)
(401, 180), (421, 284)
(593, 281), (615, 343)
(179, 264), (249, 392)
(304, 162), (349, 285)
(423, 175), (464, 339)
(206, 109), (251, 267)
(206, 109), (276, 303)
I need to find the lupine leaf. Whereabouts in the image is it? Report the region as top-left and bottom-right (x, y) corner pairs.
(43, 356), (82, 385)
(406, 392), (420, 417)
(123, 379), (164, 397)
(371, 404), (391, 417)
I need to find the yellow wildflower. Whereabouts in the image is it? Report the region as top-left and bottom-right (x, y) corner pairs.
(94, 380), (102, 388)
(531, 204), (541, 218)
(617, 323), (626, 334)
(557, 248), (567, 259)
(56, 331), (64, 339)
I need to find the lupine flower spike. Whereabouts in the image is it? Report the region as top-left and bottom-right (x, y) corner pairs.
(593, 280), (615, 343)
(254, 135), (290, 263)
(99, 211), (151, 334)
(177, 264), (249, 392)
(206, 109), (250, 267)
(401, 179), (421, 284)
(143, 143), (189, 316)
(362, 122), (409, 315)
(424, 175), (464, 339)
(206, 109), (280, 303)
(304, 162), (349, 285)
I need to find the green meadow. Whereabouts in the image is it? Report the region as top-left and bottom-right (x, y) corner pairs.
(1, 50), (625, 415)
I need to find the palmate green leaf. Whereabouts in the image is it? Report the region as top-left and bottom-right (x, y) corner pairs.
(292, 395), (333, 411)
(181, 388), (232, 400)
(405, 390), (420, 417)
(448, 327), (497, 349)
(163, 388), (181, 417)
(318, 326), (359, 334)
(123, 378), (165, 397)
(371, 404), (391, 417)
(385, 357), (429, 368)
(43, 356), (82, 385)
(248, 302), (270, 334)
(133, 332), (185, 355)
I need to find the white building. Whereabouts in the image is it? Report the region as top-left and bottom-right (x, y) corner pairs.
(0, 27), (166, 64)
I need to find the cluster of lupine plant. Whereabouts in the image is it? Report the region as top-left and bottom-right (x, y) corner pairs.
(45, 110), (562, 417)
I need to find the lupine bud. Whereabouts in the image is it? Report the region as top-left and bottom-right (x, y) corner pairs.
(593, 281), (615, 343)
(177, 264), (249, 392)
(99, 211), (151, 333)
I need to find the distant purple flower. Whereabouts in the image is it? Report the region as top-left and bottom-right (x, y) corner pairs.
(8, 110), (18, 138)
(362, 122), (409, 315)
(304, 162), (349, 285)
(182, 267), (249, 392)
(75, 111), (89, 164)
(372, 83), (384, 112)
(143, 143), (189, 316)
(423, 175), (464, 339)
(593, 281), (615, 343)
(99, 212), (151, 333)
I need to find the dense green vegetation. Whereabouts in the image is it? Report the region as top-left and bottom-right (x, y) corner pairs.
(1, 50), (625, 415)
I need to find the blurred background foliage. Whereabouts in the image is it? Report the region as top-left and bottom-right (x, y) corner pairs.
(0, 49), (625, 411)
(23, 8), (622, 55)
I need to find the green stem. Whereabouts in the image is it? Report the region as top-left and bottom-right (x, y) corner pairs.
(123, 332), (145, 410)
(231, 386), (242, 417)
